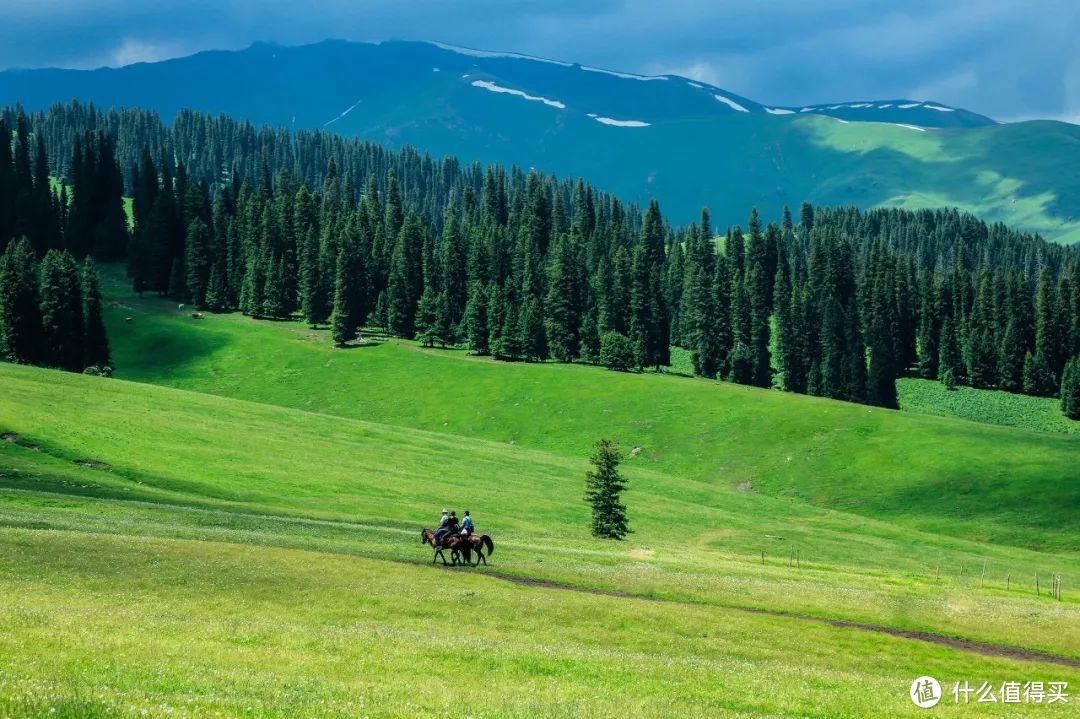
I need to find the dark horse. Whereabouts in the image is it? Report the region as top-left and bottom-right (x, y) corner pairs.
(457, 533), (495, 565)
(421, 528), (465, 565)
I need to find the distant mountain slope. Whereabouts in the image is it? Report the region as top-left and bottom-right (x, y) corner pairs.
(2, 39), (1078, 243)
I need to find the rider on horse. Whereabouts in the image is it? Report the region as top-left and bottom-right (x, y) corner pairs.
(433, 509), (451, 546)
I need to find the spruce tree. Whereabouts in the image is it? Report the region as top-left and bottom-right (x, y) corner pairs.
(585, 439), (629, 540)
(330, 234), (360, 346)
(580, 307), (601, 364)
(434, 291), (455, 347)
(997, 318), (1026, 392)
(520, 296), (547, 362)
(464, 281), (489, 355)
(415, 285), (438, 347)
(0, 237), (42, 364)
(492, 293), (522, 361)
(81, 258), (110, 369)
(184, 217), (213, 308)
(38, 250), (85, 371)
(545, 233), (583, 362)
(1023, 350), (1057, 397)
(938, 315), (964, 386)
(600, 331), (635, 371)
(1061, 356), (1080, 420)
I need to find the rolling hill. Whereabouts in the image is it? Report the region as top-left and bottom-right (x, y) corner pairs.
(2, 334), (1079, 715)
(2, 268), (1078, 715)
(2, 39), (1079, 243)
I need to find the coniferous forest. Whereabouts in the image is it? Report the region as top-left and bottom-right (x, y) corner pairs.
(2, 101), (1080, 415)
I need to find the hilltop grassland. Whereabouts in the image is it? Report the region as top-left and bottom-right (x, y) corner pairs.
(100, 278), (1080, 553)
(1, 363), (1078, 717)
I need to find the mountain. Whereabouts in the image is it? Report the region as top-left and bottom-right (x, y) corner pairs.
(2, 39), (1078, 242)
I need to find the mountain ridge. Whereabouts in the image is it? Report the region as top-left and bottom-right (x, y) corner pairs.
(1, 38), (1078, 243)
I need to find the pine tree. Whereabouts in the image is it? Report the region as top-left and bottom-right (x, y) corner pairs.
(386, 214), (424, 338)
(520, 296), (547, 362)
(464, 281), (490, 355)
(746, 263), (772, 387)
(1061, 356), (1080, 420)
(0, 237), (42, 364)
(545, 233), (583, 362)
(1023, 350), (1057, 397)
(997, 318), (1026, 392)
(38, 250), (85, 371)
(585, 439), (629, 540)
(415, 284), (438, 347)
(938, 315), (964, 386)
(1033, 268), (1064, 385)
(184, 217), (213, 308)
(433, 291), (455, 347)
(330, 233), (360, 346)
(81, 258), (110, 369)
(916, 277), (940, 379)
(492, 293), (522, 361)
(600, 331), (635, 371)
(580, 307), (601, 364)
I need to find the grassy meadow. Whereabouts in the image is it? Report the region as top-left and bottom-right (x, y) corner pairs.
(0, 268), (1077, 716)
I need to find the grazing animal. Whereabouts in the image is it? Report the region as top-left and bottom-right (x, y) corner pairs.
(124, 317), (133, 324)
(421, 528), (464, 566)
(458, 533), (495, 565)
(191, 312), (205, 320)
(178, 304), (185, 311)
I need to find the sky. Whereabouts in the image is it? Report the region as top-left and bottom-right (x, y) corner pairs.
(2, 0), (1078, 123)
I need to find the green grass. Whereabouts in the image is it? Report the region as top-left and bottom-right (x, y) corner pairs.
(1, 363), (1079, 716)
(1, 270), (1078, 716)
(5, 530), (1075, 719)
(101, 277), (1080, 553)
(899, 378), (1079, 435)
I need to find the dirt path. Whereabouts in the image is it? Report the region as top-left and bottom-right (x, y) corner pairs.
(484, 571), (1080, 669)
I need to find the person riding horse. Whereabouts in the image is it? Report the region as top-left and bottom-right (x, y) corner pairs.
(433, 510), (462, 547)
(433, 509), (451, 546)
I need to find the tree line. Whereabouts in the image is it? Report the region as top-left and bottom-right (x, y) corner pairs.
(0, 115), (114, 373)
(2, 101), (1080, 418)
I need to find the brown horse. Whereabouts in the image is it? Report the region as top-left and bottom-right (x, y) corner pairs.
(457, 533), (495, 565)
(420, 528), (464, 565)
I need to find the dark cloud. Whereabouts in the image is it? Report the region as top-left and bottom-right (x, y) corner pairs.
(1, 0), (1076, 121)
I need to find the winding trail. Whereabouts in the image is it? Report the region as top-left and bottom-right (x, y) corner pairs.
(482, 570), (1080, 669)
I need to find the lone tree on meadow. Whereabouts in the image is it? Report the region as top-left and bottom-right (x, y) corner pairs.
(1062, 356), (1080, 420)
(585, 439), (629, 540)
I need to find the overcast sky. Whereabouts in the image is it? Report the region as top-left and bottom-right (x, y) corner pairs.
(3, 0), (1077, 122)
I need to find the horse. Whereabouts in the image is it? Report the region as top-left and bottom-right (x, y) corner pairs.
(457, 533), (495, 565)
(420, 528), (464, 566)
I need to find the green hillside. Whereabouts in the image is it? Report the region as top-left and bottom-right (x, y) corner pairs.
(100, 278), (1080, 552)
(1, 361), (1078, 716)
(4, 39), (1079, 243)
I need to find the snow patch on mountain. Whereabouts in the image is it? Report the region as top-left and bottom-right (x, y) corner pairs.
(714, 94), (749, 112)
(765, 107), (795, 115)
(581, 65), (667, 82)
(923, 104), (955, 112)
(590, 115), (651, 127)
(895, 124), (927, 132)
(898, 103), (921, 109)
(324, 99), (361, 127)
(470, 80), (566, 109)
